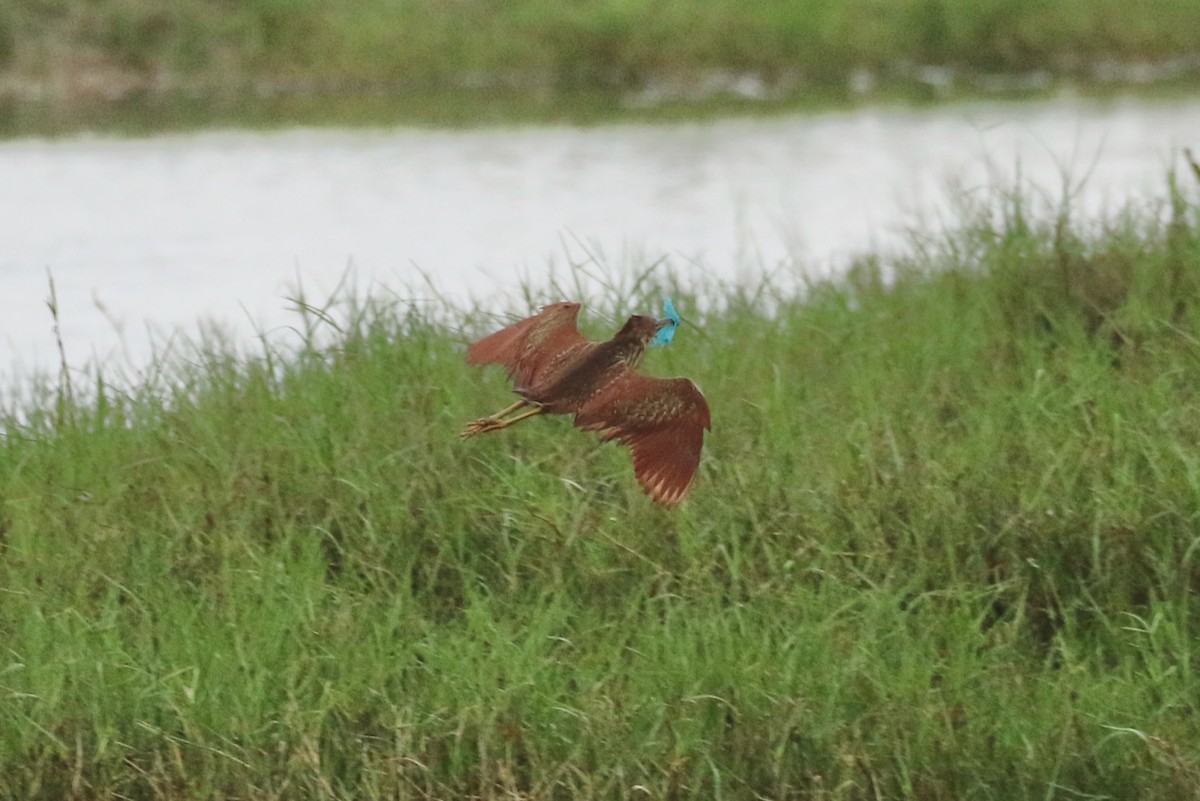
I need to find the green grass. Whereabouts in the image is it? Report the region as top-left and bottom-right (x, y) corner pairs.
(6, 0), (1200, 136)
(8, 0), (1200, 84)
(4, 171), (1200, 798)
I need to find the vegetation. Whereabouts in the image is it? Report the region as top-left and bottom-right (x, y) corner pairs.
(3, 167), (1200, 799)
(6, 0), (1200, 135)
(5, 0), (1200, 107)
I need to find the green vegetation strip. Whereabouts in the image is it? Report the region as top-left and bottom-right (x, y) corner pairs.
(5, 0), (1200, 96)
(6, 0), (1200, 135)
(3, 172), (1200, 798)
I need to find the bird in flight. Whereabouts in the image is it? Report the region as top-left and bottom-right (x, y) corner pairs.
(461, 301), (710, 506)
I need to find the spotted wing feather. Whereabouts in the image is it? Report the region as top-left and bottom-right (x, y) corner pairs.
(466, 314), (539, 368)
(466, 303), (588, 390)
(574, 372), (710, 506)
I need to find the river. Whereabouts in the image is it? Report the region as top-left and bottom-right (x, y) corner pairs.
(1, 93), (1198, 388)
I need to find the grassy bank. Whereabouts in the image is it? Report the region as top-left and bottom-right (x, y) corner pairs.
(4, 0), (1200, 134)
(3, 173), (1200, 799)
(7, 0), (1200, 87)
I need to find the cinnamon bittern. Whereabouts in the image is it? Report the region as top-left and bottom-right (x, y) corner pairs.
(461, 302), (711, 506)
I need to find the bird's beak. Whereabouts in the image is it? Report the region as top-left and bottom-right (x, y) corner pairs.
(656, 318), (674, 330)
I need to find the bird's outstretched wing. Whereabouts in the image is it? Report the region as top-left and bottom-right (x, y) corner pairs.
(467, 302), (589, 390)
(574, 372), (711, 506)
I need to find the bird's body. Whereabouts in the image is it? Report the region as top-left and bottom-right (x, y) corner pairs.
(462, 303), (710, 506)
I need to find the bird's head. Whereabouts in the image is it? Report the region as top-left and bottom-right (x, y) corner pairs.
(610, 314), (672, 367)
(615, 314), (669, 343)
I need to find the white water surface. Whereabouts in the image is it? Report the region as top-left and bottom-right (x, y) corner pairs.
(1, 93), (1197, 389)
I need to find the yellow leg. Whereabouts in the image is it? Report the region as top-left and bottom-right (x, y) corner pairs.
(486, 399), (528, 420)
(460, 401), (544, 438)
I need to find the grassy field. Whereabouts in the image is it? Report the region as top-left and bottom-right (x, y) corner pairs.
(3, 171), (1200, 799)
(8, 0), (1200, 84)
(5, 0), (1200, 119)
(6, 0), (1200, 136)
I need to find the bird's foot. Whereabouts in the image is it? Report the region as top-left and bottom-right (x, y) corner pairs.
(460, 417), (502, 438)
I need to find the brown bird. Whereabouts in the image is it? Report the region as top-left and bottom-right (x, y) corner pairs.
(462, 302), (710, 506)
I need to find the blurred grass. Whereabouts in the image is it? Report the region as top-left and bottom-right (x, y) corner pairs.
(4, 169), (1200, 798)
(7, 0), (1200, 83)
(4, 0), (1200, 135)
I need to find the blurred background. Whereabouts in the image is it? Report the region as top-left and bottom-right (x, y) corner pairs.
(2, 0), (1199, 383)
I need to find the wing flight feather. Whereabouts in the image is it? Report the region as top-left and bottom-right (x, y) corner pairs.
(574, 372), (710, 505)
(466, 303), (588, 389)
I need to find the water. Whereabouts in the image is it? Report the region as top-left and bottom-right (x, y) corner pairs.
(2, 93), (1198, 387)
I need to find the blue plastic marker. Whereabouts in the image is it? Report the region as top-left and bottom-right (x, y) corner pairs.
(651, 297), (681, 347)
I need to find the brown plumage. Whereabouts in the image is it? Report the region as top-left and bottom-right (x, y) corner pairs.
(462, 302), (710, 506)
